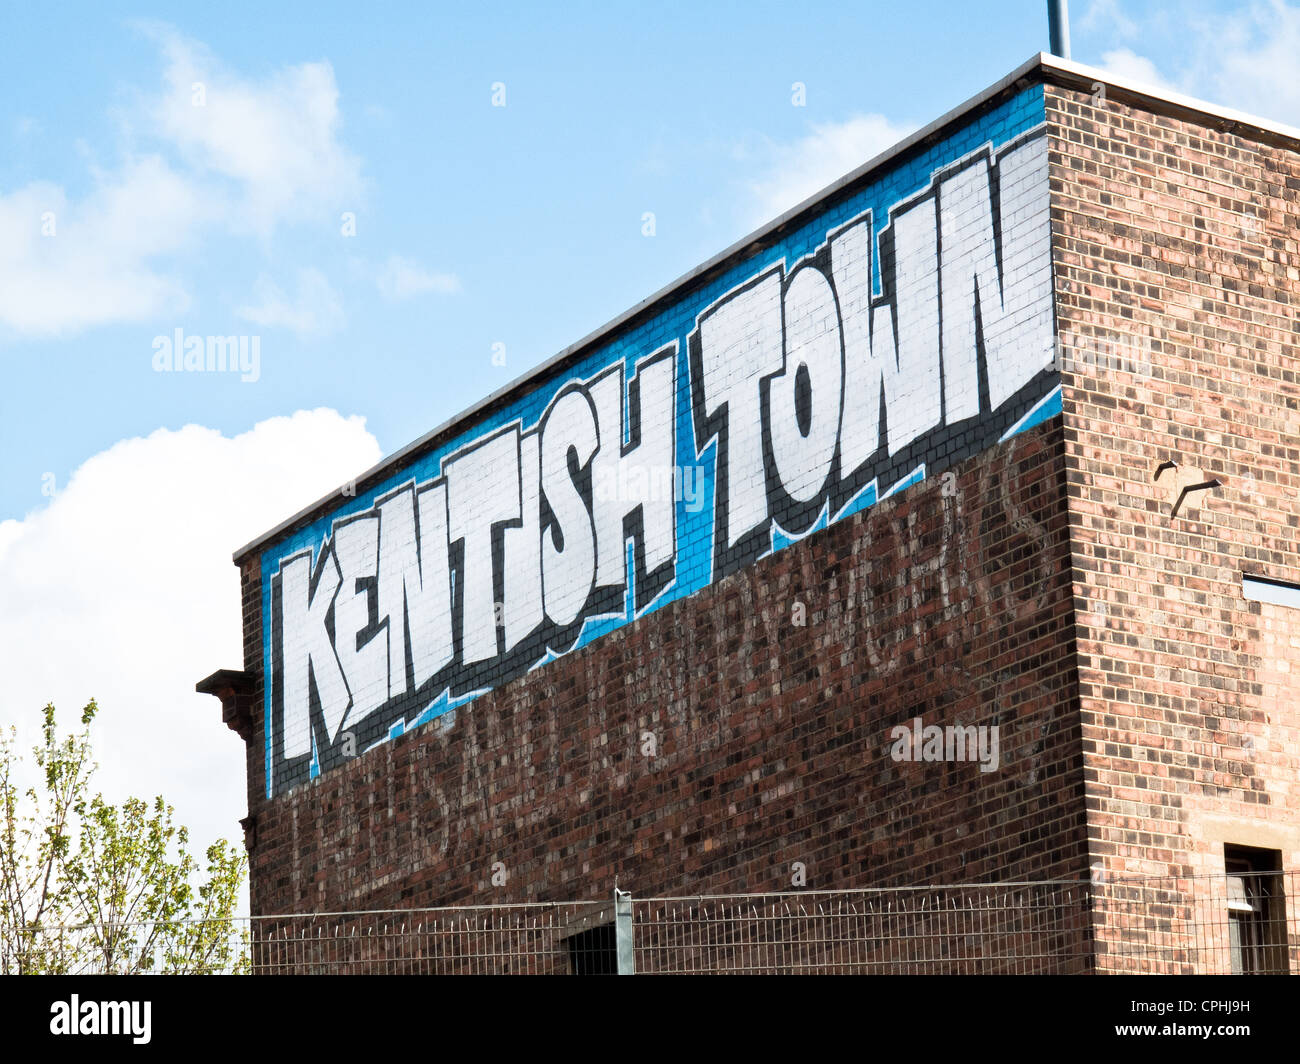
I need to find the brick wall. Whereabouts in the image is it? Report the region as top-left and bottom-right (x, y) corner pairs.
(250, 88), (1057, 804)
(224, 67), (1300, 944)
(240, 419), (1086, 914)
(1047, 84), (1300, 908)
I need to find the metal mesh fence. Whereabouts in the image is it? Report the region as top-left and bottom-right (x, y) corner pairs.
(632, 882), (1093, 974)
(1093, 871), (1297, 976)
(4, 872), (1295, 974)
(250, 902), (612, 975)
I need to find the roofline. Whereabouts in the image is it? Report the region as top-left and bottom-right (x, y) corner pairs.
(1036, 51), (1300, 146)
(232, 52), (1300, 564)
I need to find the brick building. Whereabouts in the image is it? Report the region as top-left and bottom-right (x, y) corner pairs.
(201, 54), (1299, 972)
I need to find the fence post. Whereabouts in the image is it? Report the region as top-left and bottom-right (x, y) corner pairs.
(614, 888), (635, 975)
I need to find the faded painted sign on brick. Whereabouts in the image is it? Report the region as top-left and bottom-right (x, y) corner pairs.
(263, 87), (1058, 796)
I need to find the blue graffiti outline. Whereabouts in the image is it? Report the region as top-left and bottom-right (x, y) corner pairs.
(261, 85), (1050, 797)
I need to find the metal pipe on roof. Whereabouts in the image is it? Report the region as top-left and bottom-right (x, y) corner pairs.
(1048, 0), (1071, 59)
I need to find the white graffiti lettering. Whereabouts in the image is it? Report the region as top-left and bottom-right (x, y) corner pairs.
(267, 130), (1054, 793)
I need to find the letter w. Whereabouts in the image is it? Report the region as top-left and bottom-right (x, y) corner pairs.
(832, 206), (941, 475)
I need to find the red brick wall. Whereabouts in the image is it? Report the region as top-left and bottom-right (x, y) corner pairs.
(239, 419), (1086, 914)
(220, 70), (1300, 975)
(1047, 84), (1300, 908)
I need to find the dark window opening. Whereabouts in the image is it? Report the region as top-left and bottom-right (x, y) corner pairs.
(567, 923), (617, 975)
(1225, 845), (1288, 975)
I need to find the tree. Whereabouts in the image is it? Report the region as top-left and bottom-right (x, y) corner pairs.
(0, 700), (246, 974)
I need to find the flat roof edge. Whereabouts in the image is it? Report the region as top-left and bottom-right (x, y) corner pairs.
(1037, 52), (1300, 145)
(232, 53), (1300, 564)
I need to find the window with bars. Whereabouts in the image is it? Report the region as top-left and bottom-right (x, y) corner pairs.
(1225, 845), (1288, 975)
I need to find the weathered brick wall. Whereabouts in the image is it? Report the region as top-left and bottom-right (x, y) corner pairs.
(1047, 85), (1300, 902)
(240, 419), (1085, 914)
(215, 65), (1300, 974)
(251, 88), (1057, 804)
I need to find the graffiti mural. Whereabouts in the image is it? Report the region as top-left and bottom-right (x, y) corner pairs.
(263, 89), (1059, 796)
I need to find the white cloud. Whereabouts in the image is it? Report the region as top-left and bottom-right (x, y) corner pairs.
(376, 255), (461, 301)
(0, 25), (363, 337)
(145, 25), (363, 235)
(0, 410), (383, 873)
(237, 268), (346, 336)
(1189, 0), (1300, 125)
(1086, 2), (1300, 128)
(745, 114), (916, 227)
(0, 160), (201, 336)
(1078, 0), (1138, 40)
(1097, 48), (1179, 93)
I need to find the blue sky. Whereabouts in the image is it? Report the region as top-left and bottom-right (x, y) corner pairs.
(1, 0), (1044, 514)
(2, 0), (1298, 866)
(7, 0), (1298, 524)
